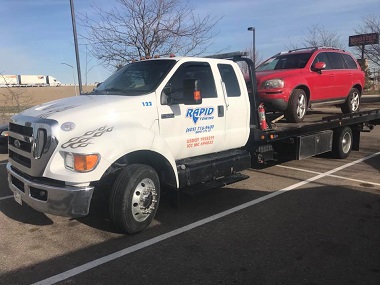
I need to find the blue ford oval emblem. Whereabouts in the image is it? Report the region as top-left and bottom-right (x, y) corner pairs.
(14, 140), (21, 148)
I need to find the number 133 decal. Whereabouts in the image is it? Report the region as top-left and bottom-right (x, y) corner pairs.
(142, 101), (152, 106)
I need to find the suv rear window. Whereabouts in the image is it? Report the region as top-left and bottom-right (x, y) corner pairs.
(256, 52), (313, 71)
(342, 54), (358, 69)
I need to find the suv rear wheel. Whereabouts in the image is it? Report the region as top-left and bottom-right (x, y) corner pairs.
(341, 88), (360, 114)
(285, 89), (307, 123)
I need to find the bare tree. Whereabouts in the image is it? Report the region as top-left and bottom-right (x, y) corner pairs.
(287, 25), (344, 50)
(79, 0), (221, 70)
(354, 14), (380, 68)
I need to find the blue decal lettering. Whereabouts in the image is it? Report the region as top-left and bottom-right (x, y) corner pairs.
(186, 107), (215, 124)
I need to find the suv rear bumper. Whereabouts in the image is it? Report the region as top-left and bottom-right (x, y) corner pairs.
(7, 163), (94, 217)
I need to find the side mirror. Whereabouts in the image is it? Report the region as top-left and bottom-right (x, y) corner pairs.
(161, 86), (174, 105)
(183, 79), (202, 105)
(313, 62), (326, 73)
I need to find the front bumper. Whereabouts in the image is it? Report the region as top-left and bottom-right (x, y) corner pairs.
(258, 89), (290, 111)
(7, 163), (94, 217)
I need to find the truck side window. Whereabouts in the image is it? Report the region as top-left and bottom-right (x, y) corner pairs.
(217, 64), (241, 97)
(164, 62), (217, 104)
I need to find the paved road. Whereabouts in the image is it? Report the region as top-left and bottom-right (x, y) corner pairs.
(0, 129), (379, 285)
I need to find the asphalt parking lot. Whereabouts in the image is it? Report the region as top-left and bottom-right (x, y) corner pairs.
(0, 128), (379, 285)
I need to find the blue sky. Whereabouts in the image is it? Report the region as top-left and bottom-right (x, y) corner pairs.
(1, 0), (379, 85)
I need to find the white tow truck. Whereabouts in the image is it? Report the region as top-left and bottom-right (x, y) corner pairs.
(6, 52), (380, 233)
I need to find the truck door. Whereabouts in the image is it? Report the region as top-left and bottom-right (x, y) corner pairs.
(217, 63), (250, 148)
(157, 61), (226, 160)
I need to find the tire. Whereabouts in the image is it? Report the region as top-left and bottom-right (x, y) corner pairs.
(332, 126), (352, 159)
(285, 89), (307, 123)
(341, 88), (360, 114)
(109, 164), (160, 234)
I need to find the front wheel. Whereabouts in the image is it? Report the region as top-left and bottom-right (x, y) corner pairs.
(285, 89), (307, 123)
(109, 164), (160, 234)
(332, 126), (352, 159)
(341, 88), (360, 114)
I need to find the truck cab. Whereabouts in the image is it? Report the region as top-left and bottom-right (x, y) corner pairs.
(7, 53), (253, 233)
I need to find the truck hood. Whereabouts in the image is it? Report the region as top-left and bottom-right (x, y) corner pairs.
(20, 94), (151, 123)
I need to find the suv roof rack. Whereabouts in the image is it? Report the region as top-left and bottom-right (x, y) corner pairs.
(285, 46), (343, 54)
(205, 51), (248, 59)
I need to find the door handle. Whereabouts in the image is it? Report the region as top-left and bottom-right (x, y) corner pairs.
(218, 105), (224, 117)
(161, 113), (174, 119)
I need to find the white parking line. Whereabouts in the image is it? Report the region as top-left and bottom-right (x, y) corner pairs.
(0, 195), (13, 201)
(276, 165), (380, 187)
(0, 162), (7, 165)
(32, 151), (380, 285)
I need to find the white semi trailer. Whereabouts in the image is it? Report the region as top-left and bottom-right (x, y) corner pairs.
(0, 75), (61, 87)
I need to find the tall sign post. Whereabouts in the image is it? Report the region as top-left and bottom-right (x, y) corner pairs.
(349, 33), (379, 60)
(349, 33), (379, 90)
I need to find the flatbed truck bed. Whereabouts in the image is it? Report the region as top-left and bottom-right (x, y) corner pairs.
(249, 106), (380, 162)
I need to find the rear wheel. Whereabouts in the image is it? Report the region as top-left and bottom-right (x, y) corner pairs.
(341, 88), (360, 114)
(285, 89), (307, 123)
(332, 126), (352, 159)
(109, 164), (160, 234)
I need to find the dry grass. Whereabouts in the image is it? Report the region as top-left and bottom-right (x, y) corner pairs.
(0, 85), (95, 107)
(0, 86), (95, 124)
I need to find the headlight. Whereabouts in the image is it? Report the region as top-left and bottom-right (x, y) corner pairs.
(0, 130), (9, 137)
(262, 79), (284, 89)
(64, 152), (100, 172)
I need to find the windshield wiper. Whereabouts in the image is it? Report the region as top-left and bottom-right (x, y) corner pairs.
(101, 87), (129, 94)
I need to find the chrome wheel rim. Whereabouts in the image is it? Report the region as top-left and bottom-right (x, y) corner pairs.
(297, 94), (306, 118)
(342, 132), (352, 154)
(131, 178), (158, 222)
(350, 91), (359, 111)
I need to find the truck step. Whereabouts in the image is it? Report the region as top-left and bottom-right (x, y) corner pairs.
(180, 172), (249, 195)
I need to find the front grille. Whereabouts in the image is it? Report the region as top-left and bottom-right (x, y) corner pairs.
(8, 115), (58, 177)
(9, 150), (31, 168)
(9, 122), (33, 136)
(8, 137), (32, 152)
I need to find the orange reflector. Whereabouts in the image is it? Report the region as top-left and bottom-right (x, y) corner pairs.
(194, 90), (201, 100)
(270, 134), (274, 139)
(261, 135), (265, 140)
(74, 154), (99, 172)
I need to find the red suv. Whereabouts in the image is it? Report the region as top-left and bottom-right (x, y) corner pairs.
(256, 47), (364, 122)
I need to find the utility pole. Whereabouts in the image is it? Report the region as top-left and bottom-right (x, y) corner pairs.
(70, 0), (83, 94)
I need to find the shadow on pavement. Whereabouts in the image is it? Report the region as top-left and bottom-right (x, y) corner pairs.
(1, 184), (380, 285)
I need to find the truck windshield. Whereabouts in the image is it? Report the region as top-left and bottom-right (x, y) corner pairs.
(89, 59), (176, 96)
(256, 52), (312, 71)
